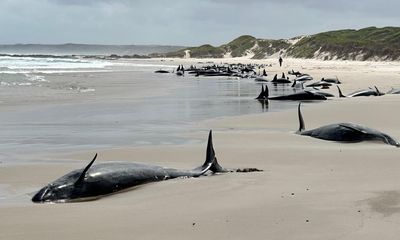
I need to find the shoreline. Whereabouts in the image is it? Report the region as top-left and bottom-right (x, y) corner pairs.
(1, 58), (400, 239)
(2, 95), (400, 239)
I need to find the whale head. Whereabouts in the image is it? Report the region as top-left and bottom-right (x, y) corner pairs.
(32, 181), (78, 203)
(32, 154), (98, 203)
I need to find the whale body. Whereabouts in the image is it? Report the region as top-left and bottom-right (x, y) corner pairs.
(32, 131), (228, 203)
(296, 103), (399, 147)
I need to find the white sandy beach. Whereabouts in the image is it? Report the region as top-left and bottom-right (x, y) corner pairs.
(1, 58), (400, 239)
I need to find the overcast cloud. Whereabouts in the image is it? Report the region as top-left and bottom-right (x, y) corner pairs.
(0, 0), (399, 45)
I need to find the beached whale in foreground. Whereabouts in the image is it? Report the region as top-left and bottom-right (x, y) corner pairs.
(32, 131), (257, 203)
(296, 103), (400, 147)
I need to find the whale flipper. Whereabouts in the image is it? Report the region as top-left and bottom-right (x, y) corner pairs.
(338, 124), (368, 134)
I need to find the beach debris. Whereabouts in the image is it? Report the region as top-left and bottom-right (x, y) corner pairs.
(236, 168), (263, 172)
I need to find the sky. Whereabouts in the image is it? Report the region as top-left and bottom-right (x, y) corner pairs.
(0, 0), (399, 46)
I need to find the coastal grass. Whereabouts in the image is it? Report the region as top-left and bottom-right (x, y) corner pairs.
(162, 26), (400, 61)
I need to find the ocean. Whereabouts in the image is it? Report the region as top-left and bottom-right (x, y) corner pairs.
(0, 56), (298, 164)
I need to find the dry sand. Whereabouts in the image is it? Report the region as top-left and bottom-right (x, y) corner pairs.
(1, 58), (400, 239)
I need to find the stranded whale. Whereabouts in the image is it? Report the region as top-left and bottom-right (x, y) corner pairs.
(32, 131), (252, 203)
(296, 103), (400, 147)
(337, 86), (384, 98)
(256, 85), (327, 101)
(271, 74), (291, 84)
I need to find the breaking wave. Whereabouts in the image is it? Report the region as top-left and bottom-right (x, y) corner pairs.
(0, 56), (113, 74)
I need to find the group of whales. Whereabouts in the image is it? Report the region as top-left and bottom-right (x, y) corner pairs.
(33, 102), (400, 203)
(32, 68), (400, 204)
(255, 71), (400, 147)
(255, 70), (400, 101)
(156, 63), (270, 79)
(254, 71), (400, 146)
(255, 71), (342, 101)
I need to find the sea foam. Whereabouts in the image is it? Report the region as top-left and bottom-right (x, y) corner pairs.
(0, 56), (113, 74)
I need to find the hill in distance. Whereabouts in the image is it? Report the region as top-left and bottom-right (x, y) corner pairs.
(159, 26), (400, 61)
(0, 44), (186, 55)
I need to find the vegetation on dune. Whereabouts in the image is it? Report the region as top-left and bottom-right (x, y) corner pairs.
(287, 27), (400, 60)
(187, 44), (225, 58)
(160, 26), (400, 61)
(252, 39), (291, 59)
(221, 35), (257, 57)
(160, 44), (224, 58)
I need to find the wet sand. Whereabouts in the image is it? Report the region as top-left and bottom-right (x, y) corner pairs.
(1, 58), (400, 239)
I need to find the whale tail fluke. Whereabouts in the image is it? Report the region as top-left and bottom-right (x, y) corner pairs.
(296, 102), (305, 134)
(337, 86), (346, 98)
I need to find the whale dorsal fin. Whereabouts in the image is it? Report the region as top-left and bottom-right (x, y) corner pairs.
(374, 86), (383, 96)
(297, 102), (305, 133)
(75, 153), (97, 185)
(206, 131), (226, 173)
(273, 74), (277, 81)
(205, 131), (215, 166)
(335, 76), (341, 84)
(193, 130), (227, 176)
(337, 86), (346, 98)
(256, 85), (264, 99)
(264, 85), (269, 98)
